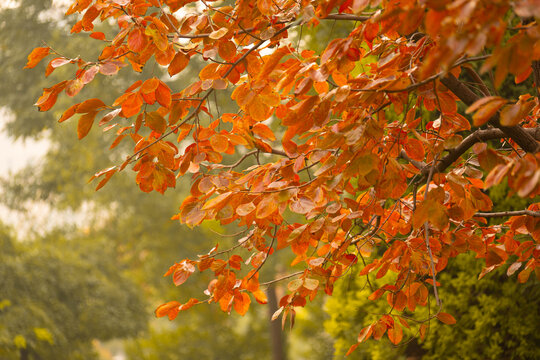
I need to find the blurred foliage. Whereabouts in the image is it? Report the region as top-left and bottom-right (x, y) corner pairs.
(0, 224), (147, 359)
(126, 307), (271, 360)
(325, 253), (540, 359)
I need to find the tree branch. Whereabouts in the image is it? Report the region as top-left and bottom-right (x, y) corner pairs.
(463, 66), (491, 97)
(440, 73), (540, 153)
(474, 210), (540, 218)
(420, 128), (540, 177)
(399, 150), (427, 170)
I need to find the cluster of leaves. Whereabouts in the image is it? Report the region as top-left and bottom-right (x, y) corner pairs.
(26, 0), (540, 351)
(325, 253), (540, 359)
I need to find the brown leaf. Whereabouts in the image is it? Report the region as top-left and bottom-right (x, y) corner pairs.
(146, 111), (167, 133)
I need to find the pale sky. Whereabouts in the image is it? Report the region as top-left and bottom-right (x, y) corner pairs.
(0, 114), (49, 174)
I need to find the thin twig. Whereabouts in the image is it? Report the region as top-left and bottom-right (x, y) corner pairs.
(248, 225), (277, 280)
(261, 271), (304, 286)
(422, 155), (441, 307)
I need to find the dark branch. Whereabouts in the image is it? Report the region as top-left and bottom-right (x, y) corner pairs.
(440, 73), (540, 153)
(474, 210), (540, 218)
(421, 128), (540, 177)
(463, 66), (491, 97)
(399, 150), (427, 170)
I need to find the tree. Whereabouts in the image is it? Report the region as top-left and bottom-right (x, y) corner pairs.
(0, 225), (147, 359)
(325, 252), (540, 359)
(26, 0), (540, 352)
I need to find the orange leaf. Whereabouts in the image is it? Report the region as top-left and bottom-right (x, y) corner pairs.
(122, 92), (143, 117)
(59, 103), (79, 123)
(77, 111), (98, 139)
(210, 134), (229, 152)
(76, 98), (106, 113)
(65, 78), (84, 97)
(168, 52), (189, 76)
(436, 312), (456, 324)
(251, 123), (276, 141)
(404, 138), (425, 161)
(257, 47), (289, 81)
(95, 168), (117, 191)
(218, 40), (236, 61)
(387, 323), (403, 345)
(253, 289), (268, 304)
(233, 292), (251, 316)
(128, 27), (148, 52)
(156, 82), (172, 108)
(413, 198), (448, 230)
(256, 195), (278, 219)
(90, 31), (106, 40)
(24, 47), (50, 69)
(467, 97), (507, 127)
(199, 63), (220, 80)
(155, 301), (181, 320)
(202, 191), (232, 211)
(141, 78), (160, 94)
(209, 27), (228, 40)
(236, 202), (256, 216)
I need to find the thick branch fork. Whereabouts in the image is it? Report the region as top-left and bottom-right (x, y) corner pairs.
(441, 74), (540, 153)
(427, 127), (540, 176)
(402, 128), (540, 177)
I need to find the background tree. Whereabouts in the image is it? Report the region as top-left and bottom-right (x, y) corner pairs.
(325, 253), (540, 359)
(21, 0), (540, 355)
(0, 225), (147, 359)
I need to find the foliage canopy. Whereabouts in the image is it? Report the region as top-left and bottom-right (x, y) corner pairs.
(27, 0), (540, 351)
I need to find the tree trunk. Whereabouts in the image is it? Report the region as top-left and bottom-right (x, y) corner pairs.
(20, 348), (29, 360)
(267, 284), (287, 360)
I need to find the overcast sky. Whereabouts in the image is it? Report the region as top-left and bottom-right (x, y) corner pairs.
(0, 113), (49, 174)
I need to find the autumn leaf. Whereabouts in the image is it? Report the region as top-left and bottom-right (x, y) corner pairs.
(413, 198), (449, 230)
(128, 27), (148, 52)
(77, 111), (98, 139)
(168, 52), (189, 76)
(24, 47), (50, 69)
(210, 134), (229, 153)
(466, 96), (508, 127)
(436, 312), (457, 325)
(145, 111), (168, 133)
(256, 195), (278, 219)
